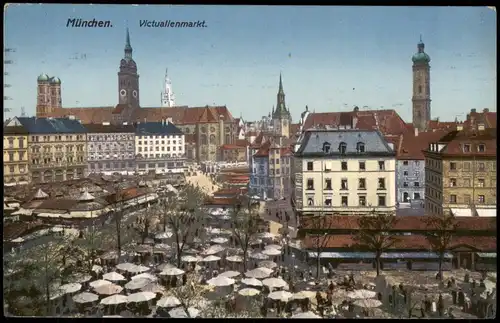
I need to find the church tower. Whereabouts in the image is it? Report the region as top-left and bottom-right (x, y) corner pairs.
(118, 28), (140, 108)
(161, 68), (175, 107)
(411, 36), (431, 132)
(272, 73), (291, 138)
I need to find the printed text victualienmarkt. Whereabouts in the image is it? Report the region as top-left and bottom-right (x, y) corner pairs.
(67, 18), (113, 28)
(139, 20), (207, 28)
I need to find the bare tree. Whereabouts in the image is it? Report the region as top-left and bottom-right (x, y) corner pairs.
(423, 212), (457, 280)
(109, 187), (127, 261)
(167, 272), (208, 317)
(230, 196), (260, 272)
(300, 214), (335, 279)
(352, 210), (400, 276)
(71, 222), (109, 273)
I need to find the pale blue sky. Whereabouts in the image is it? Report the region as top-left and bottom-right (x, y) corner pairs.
(4, 5), (496, 122)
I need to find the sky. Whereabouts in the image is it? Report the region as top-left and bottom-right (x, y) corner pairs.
(4, 5), (497, 122)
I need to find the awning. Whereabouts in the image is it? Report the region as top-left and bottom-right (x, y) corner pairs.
(308, 251), (453, 259)
(451, 208), (472, 217)
(476, 209), (496, 217)
(477, 252), (496, 258)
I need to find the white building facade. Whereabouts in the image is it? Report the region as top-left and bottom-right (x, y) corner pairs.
(293, 129), (397, 216)
(135, 120), (186, 174)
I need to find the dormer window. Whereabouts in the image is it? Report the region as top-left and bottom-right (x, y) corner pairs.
(322, 142), (331, 153)
(463, 144), (471, 153)
(356, 142), (365, 153)
(477, 144), (485, 152)
(339, 142), (347, 154)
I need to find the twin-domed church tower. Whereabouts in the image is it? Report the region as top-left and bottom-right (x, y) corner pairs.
(411, 36), (432, 132)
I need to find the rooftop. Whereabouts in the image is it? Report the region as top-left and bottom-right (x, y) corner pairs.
(15, 117), (87, 134)
(135, 121), (183, 136)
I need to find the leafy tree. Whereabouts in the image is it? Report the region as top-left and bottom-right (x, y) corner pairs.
(352, 210), (400, 276)
(423, 212), (457, 280)
(230, 196), (260, 272)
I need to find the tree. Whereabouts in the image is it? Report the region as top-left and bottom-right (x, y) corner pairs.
(108, 187), (127, 262)
(160, 184), (206, 268)
(301, 214), (335, 279)
(423, 212), (457, 280)
(167, 272), (208, 317)
(352, 210), (400, 276)
(71, 222), (109, 274)
(135, 210), (156, 244)
(230, 196), (260, 272)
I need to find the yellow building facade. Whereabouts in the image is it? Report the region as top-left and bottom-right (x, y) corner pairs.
(3, 125), (30, 185)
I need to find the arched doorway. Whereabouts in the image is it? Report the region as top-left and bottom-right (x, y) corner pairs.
(403, 192), (409, 202)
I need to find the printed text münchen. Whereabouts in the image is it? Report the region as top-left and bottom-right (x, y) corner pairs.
(139, 20), (207, 28)
(67, 18), (113, 28)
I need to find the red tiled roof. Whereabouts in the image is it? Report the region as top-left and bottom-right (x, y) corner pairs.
(463, 109), (497, 129)
(427, 120), (458, 131)
(254, 141), (271, 157)
(300, 215), (496, 232)
(204, 197), (239, 206)
(303, 234), (496, 252)
(429, 128), (497, 157)
(213, 188), (247, 196)
(396, 127), (450, 160)
(290, 123), (301, 134)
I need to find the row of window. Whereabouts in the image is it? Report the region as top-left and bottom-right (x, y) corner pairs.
(449, 161), (490, 172)
(6, 165), (27, 173)
(305, 178), (387, 191)
(89, 143), (133, 150)
(401, 160), (421, 166)
(449, 177), (496, 188)
(137, 146), (183, 152)
(402, 170), (420, 177)
(31, 156), (85, 164)
(31, 145), (85, 153)
(137, 153), (184, 159)
(322, 142), (366, 154)
(5, 151), (26, 162)
(462, 143), (486, 153)
(306, 195), (387, 207)
(270, 158), (290, 165)
(6, 138), (26, 148)
(449, 194), (487, 204)
(307, 161), (386, 171)
(137, 140), (181, 145)
(31, 135), (85, 142)
(89, 162), (134, 169)
(402, 192), (421, 202)
(137, 135), (182, 139)
(88, 134), (134, 141)
(89, 154), (134, 160)
(402, 182), (420, 187)
(269, 167), (290, 176)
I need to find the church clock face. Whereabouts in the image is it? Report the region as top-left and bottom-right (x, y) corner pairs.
(120, 89), (127, 97)
(132, 90), (138, 98)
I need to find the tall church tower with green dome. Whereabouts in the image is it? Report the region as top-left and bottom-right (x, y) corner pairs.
(411, 36), (431, 131)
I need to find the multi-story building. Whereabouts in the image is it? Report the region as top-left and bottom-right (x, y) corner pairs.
(3, 121), (30, 185)
(293, 129), (397, 217)
(423, 126), (497, 217)
(85, 122), (136, 175)
(12, 117), (88, 183)
(135, 120), (186, 174)
(219, 140), (250, 163)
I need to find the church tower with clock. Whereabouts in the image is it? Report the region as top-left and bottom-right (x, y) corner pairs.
(411, 36), (431, 132)
(118, 28), (140, 109)
(272, 73), (292, 138)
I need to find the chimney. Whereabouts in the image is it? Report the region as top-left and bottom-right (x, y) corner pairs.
(478, 124), (485, 131)
(414, 127), (419, 137)
(353, 106), (360, 112)
(352, 116), (358, 129)
(483, 108), (489, 113)
(457, 124), (463, 131)
(471, 108), (477, 113)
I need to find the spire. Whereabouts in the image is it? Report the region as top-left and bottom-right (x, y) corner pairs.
(278, 72), (284, 93)
(419, 34), (422, 43)
(124, 27), (133, 60)
(272, 105), (275, 117)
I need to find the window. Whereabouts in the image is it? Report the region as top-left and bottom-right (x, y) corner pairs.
(307, 197), (314, 206)
(478, 179), (485, 187)
(463, 178), (471, 187)
(339, 142), (347, 154)
(403, 192), (409, 202)
(463, 144), (471, 152)
(464, 194), (471, 204)
(341, 179), (348, 190)
(356, 142), (365, 153)
(325, 198), (332, 206)
(478, 144), (485, 152)
(378, 178), (386, 190)
(413, 193), (421, 200)
(450, 178), (457, 187)
(403, 161), (409, 166)
(378, 161), (385, 170)
(450, 195), (457, 203)
(341, 162), (348, 171)
(341, 196), (348, 206)
(378, 196), (386, 206)
(403, 171), (409, 176)
(359, 196), (367, 206)
(415, 161), (420, 166)
(414, 182), (420, 187)
(478, 195), (485, 204)
(358, 178), (366, 190)
(8, 152), (14, 161)
(463, 162), (471, 171)
(307, 179), (314, 190)
(414, 171), (420, 177)
(478, 163), (485, 171)
(450, 162), (456, 170)
(359, 161), (366, 171)
(325, 179), (332, 190)
(9, 166), (14, 173)
(403, 182), (409, 187)
(275, 158), (280, 165)
(307, 162), (313, 171)
(322, 142), (331, 153)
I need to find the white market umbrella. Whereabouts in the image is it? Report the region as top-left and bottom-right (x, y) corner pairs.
(72, 292), (99, 304)
(259, 260), (278, 269)
(128, 264), (150, 274)
(116, 262), (137, 272)
(58, 283), (82, 295)
(202, 245), (225, 256)
(131, 273), (158, 281)
(141, 282), (166, 294)
(268, 290), (293, 301)
(157, 263), (176, 272)
(125, 278), (151, 290)
(353, 298), (383, 308)
(155, 232), (173, 239)
(218, 270), (240, 278)
(203, 255), (221, 262)
(249, 252), (269, 260)
(258, 232), (278, 239)
(262, 248), (282, 256)
(169, 306), (200, 318)
(265, 244), (282, 250)
(94, 284), (123, 296)
(207, 276), (236, 287)
(100, 294), (128, 306)
(206, 227), (223, 235)
(245, 267), (273, 279)
(154, 243), (172, 251)
(127, 291), (156, 303)
(157, 296), (181, 308)
(160, 267), (185, 276)
(347, 289), (377, 300)
(292, 290), (316, 300)
(241, 278), (263, 287)
(292, 311), (322, 319)
(238, 288), (261, 297)
(103, 272), (126, 282)
(262, 277), (288, 289)
(226, 255), (243, 263)
(71, 274), (92, 284)
(181, 255), (201, 263)
(211, 237), (228, 244)
(92, 265), (103, 273)
(89, 280), (112, 289)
